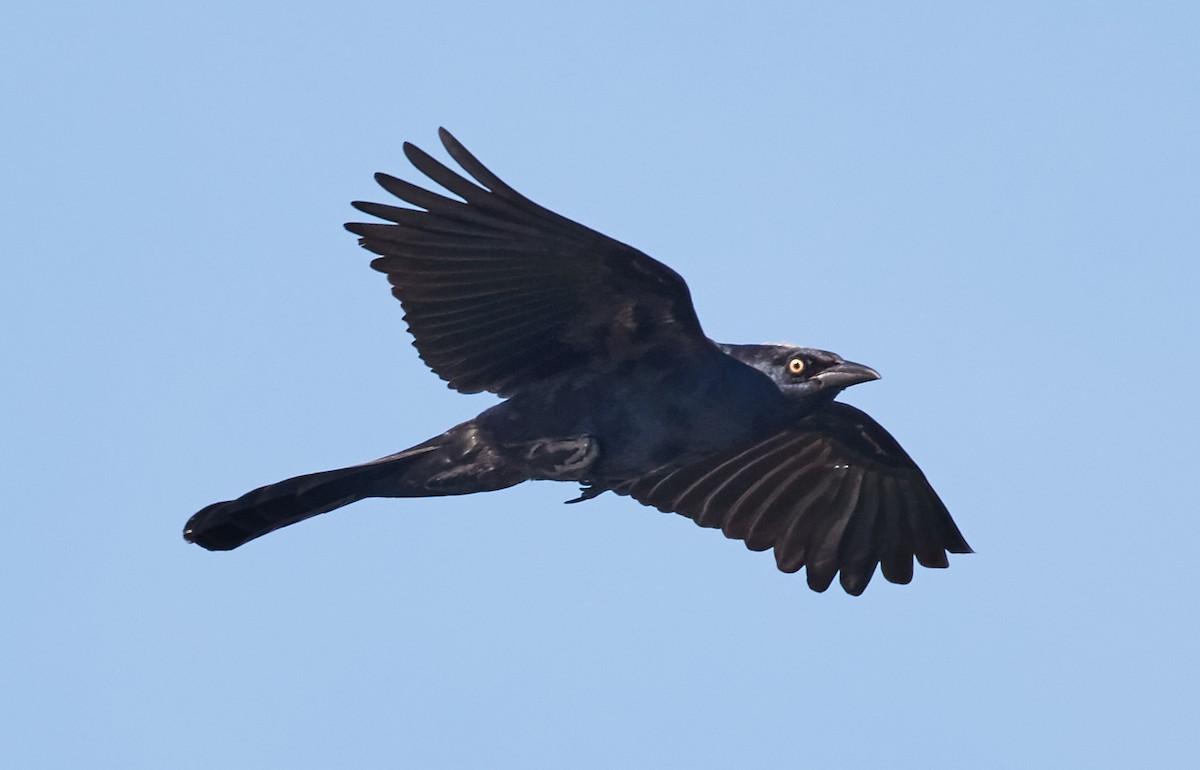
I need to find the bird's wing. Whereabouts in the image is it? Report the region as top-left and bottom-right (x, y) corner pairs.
(345, 129), (707, 396)
(615, 402), (971, 595)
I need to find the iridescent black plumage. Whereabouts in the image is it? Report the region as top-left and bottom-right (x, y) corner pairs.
(184, 129), (970, 595)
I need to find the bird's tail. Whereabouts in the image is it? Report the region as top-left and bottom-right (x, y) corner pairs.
(183, 420), (524, 551)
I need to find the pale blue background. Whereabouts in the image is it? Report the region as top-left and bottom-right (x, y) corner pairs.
(3, 2), (1197, 768)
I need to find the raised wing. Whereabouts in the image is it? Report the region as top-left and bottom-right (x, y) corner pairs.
(345, 129), (707, 396)
(616, 402), (971, 595)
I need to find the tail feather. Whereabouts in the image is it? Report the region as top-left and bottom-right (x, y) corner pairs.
(183, 421), (523, 551)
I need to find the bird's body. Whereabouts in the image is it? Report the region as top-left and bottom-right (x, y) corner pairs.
(480, 342), (785, 480)
(184, 129), (971, 595)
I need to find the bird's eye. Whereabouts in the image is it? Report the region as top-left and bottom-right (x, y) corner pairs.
(787, 357), (806, 376)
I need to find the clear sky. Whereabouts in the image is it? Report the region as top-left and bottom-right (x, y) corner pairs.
(3, 2), (1197, 768)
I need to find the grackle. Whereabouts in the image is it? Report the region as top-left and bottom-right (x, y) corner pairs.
(183, 129), (971, 595)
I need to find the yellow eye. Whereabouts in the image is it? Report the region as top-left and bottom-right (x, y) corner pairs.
(787, 357), (805, 375)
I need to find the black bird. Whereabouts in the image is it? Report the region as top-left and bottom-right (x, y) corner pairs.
(184, 129), (971, 595)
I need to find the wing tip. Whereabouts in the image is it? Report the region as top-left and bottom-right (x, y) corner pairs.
(343, 221), (370, 239)
(838, 564), (877, 596)
(438, 126), (464, 156)
(403, 140), (437, 168)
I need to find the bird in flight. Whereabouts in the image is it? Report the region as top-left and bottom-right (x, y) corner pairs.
(184, 129), (971, 595)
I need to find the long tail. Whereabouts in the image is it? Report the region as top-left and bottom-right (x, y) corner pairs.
(183, 421), (524, 551)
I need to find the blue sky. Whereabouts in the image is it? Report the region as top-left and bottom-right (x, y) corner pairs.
(3, 2), (1198, 767)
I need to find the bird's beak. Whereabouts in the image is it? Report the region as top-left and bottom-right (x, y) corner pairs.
(812, 361), (881, 392)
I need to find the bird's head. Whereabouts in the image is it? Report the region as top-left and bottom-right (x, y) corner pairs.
(719, 343), (881, 406)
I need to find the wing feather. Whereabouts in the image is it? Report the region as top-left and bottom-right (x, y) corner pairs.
(616, 402), (970, 594)
(346, 129), (707, 396)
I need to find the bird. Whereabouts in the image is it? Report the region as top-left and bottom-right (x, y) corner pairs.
(183, 128), (971, 595)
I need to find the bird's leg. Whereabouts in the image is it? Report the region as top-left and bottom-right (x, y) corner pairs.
(504, 435), (599, 481)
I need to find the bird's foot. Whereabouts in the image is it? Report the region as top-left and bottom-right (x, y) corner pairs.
(507, 435), (599, 480)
